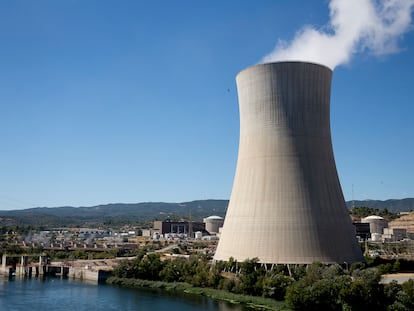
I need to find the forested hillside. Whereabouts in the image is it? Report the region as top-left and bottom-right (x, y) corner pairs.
(1, 198), (413, 227)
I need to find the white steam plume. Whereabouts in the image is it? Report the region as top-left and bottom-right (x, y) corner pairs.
(262, 0), (414, 69)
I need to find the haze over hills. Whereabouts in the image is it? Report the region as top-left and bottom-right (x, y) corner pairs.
(0, 198), (413, 227)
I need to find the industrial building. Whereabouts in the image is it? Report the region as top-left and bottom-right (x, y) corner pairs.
(153, 220), (205, 236)
(361, 215), (388, 235)
(354, 222), (371, 241)
(203, 215), (224, 234)
(383, 228), (407, 241)
(214, 61), (364, 264)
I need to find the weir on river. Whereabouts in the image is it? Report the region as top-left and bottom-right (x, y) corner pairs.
(1, 253), (113, 282)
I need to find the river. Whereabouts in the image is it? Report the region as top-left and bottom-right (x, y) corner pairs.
(0, 276), (253, 311)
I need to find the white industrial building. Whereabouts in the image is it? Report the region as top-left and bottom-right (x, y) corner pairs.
(203, 215), (224, 235)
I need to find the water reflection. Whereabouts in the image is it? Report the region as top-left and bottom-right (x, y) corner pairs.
(217, 301), (251, 311)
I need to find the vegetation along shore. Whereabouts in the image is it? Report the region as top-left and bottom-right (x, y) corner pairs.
(106, 251), (414, 310)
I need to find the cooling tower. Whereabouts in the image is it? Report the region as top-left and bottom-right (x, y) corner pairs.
(214, 61), (364, 264)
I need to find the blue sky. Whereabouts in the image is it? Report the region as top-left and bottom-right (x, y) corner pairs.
(0, 1), (413, 210)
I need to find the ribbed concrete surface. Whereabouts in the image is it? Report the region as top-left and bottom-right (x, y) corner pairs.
(214, 62), (364, 264)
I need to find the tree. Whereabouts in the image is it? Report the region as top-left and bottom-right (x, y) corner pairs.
(284, 263), (356, 311)
(159, 260), (182, 282)
(340, 268), (385, 311)
(137, 253), (164, 280)
(392, 279), (414, 310)
(384, 280), (403, 309)
(261, 273), (293, 300)
(5, 244), (25, 255)
(237, 258), (265, 295)
(285, 273), (350, 311)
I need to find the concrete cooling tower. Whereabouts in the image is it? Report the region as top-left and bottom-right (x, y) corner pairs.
(214, 61), (364, 264)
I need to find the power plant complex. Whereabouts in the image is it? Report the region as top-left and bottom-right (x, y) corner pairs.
(214, 62), (364, 264)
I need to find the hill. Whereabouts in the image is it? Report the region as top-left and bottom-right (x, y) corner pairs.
(0, 200), (229, 227)
(345, 198), (414, 212)
(1, 198), (413, 227)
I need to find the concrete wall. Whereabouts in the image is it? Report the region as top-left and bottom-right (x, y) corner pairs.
(214, 61), (364, 264)
(68, 267), (102, 282)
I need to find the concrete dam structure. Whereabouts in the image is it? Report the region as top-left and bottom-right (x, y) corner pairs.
(214, 61), (363, 264)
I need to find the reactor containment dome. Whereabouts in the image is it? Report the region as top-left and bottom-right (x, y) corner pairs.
(214, 61), (364, 264)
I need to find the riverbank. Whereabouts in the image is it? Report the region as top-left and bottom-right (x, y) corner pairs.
(107, 277), (288, 311)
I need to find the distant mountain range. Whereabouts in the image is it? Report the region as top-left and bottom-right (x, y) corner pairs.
(345, 198), (414, 211)
(1, 198), (413, 227)
(0, 200), (228, 227)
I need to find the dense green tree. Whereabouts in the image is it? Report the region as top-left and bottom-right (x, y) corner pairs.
(384, 281), (403, 309)
(350, 261), (366, 273)
(136, 253), (164, 280)
(110, 254), (414, 310)
(112, 259), (136, 278)
(209, 261), (225, 288)
(393, 279), (414, 310)
(237, 258), (266, 295)
(261, 273), (293, 300)
(4, 244), (25, 254)
(393, 260), (401, 273)
(289, 264), (307, 281)
(340, 268), (385, 310)
(218, 277), (238, 292)
(159, 259), (182, 282)
(285, 264), (350, 311)
(350, 206), (399, 221)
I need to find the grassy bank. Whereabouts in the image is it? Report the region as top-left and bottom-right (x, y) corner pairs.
(183, 287), (287, 310)
(107, 277), (192, 292)
(106, 277), (288, 310)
